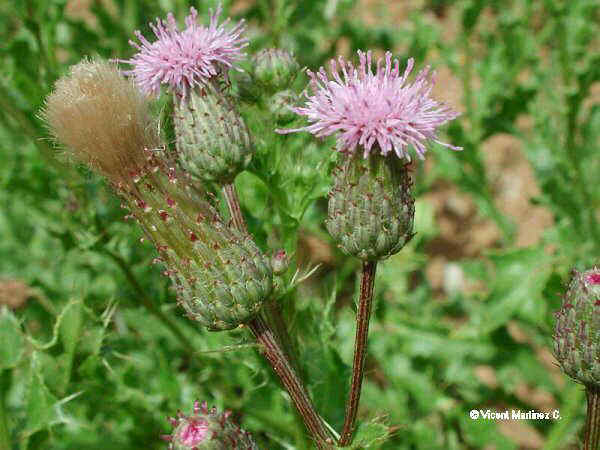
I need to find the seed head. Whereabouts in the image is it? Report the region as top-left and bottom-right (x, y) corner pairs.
(41, 59), (160, 186)
(277, 50), (461, 161)
(120, 6), (248, 97)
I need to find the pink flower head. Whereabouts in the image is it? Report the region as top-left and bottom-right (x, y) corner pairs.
(120, 6), (248, 97)
(277, 50), (461, 161)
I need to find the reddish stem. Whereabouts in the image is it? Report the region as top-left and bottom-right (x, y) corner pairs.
(585, 384), (600, 450)
(248, 316), (333, 449)
(339, 261), (377, 446)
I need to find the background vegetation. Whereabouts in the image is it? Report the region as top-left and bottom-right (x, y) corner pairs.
(1, 0), (599, 448)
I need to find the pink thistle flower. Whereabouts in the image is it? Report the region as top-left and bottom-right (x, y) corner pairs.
(277, 50), (461, 161)
(119, 6), (248, 97)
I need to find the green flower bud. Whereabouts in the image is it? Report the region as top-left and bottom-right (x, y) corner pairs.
(124, 161), (272, 331)
(163, 401), (258, 450)
(271, 249), (289, 276)
(268, 89), (297, 124)
(553, 267), (600, 386)
(174, 82), (254, 184)
(326, 153), (414, 261)
(253, 49), (299, 92)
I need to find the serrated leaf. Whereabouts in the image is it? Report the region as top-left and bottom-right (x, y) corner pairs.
(463, 247), (552, 336)
(25, 352), (59, 436)
(351, 421), (390, 448)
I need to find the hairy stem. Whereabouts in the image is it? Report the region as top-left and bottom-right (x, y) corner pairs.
(221, 182), (301, 372)
(248, 316), (333, 449)
(585, 385), (600, 450)
(339, 261), (378, 446)
(105, 250), (195, 350)
(222, 182), (248, 233)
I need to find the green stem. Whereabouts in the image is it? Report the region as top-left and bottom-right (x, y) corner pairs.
(585, 385), (600, 450)
(0, 370), (10, 450)
(104, 250), (195, 350)
(339, 260), (378, 446)
(221, 182), (301, 373)
(222, 183), (248, 232)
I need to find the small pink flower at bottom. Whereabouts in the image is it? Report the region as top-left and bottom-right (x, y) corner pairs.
(162, 400), (258, 449)
(119, 6), (247, 98)
(277, 50), (461, 161)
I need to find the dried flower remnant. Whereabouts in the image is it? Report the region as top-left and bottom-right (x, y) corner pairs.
(0, 279), (32, 309)
(120, 6), (248, 98)
(42, 59), (161, 184)
(42, 60), (272, 331)
(278, 50), (461, 161)
(162, 400), (258, 449)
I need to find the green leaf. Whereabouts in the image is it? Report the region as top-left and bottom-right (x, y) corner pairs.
(351, 420), (390, 448)
(24, 352), (59, 436)
(0, 307), (24, 369)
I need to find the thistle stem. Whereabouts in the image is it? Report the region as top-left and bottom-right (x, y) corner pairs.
(221, 182), (301, 372)
(0, 371), (10, 450)
(248, 316), (333, 449)
(585, 385), (600, 450)
(222, 182), (247, 233)
(339, 260), (378, 446)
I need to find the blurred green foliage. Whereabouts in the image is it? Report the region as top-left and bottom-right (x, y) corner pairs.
(1, 0), (599, 448)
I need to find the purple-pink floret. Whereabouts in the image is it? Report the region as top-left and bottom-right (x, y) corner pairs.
(178, 418), (209, 446)
(277, 50), (461, 160)
(120, 6), (247, 97)
(586, 272), (600, 285)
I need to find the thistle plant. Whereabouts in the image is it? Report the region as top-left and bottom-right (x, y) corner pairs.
(42, 59), (331, 448)
(279, 50), (461, 445)
(162, 400), (258, 450)
(553, 267), (600, 450)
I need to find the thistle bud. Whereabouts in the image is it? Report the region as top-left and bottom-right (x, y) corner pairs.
(42, 60), (272, 331)
(162, 400), (258, 450)
(553, 267), (600, 386)
(271, 249), (289, 276)
(174, 82), (254, 184)
(253, 49), (299, 92)
(326, 153), (414, 261)
(268, 90), (297, 124)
